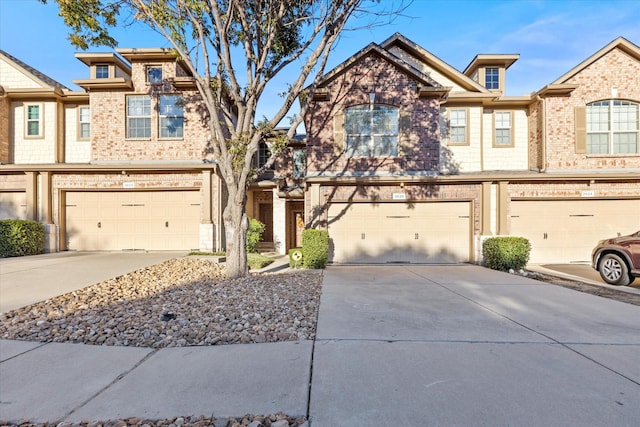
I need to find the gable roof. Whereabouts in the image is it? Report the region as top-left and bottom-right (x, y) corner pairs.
(551, 36), (640, 85)
(314, 41), (444, 90)
(380, 33), (490, 93)
(0, 49), (69, 90)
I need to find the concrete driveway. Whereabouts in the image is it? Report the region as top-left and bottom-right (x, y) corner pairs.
(310, 264), (640, 426)
(533, 263), (640, 290)
(0, 251), (186, 313)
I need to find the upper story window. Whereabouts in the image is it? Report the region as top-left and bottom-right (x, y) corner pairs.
(485, 67), (499, 90)
(159, 95), (184, 138)
(494, 111), (512, 146)
(293, 148), (306, 179)
(587, 100), (639, 154)
(345, 104), (399, 157)
(147, 66), (163, 84)
(95, 64), (109, 79)
(25, 103), (43, 138)
(257, 141), (272, 169)
(126, 95), (151, 138)
(78, 107), (90, 140)
(449, 109), (467, 145)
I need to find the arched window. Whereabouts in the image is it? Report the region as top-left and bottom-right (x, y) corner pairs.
(345, 104), (399, 157)
(587, 100), (639, 154)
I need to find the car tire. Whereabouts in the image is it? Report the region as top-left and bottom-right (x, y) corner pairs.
(598, 253), (632, 286)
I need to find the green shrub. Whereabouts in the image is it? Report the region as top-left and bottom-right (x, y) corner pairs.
(289, 247), (304, 268)
(248, 252), (274, 270)
(302, 229), (329, 269)
(246, 218), (266, 253)
(0, 219), (45, 258)
(483, 236), (531, 272)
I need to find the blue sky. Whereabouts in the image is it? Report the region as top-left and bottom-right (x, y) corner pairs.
(2, 0), (640, 121)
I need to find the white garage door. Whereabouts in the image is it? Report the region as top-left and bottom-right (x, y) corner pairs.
(510, 199), (640, 263)
(0, 191), (26, 219)
(328, 202), (471, 264)
(66, 191), (200, 251)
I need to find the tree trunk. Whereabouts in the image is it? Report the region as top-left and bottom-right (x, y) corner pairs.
(223, 191), (249, 279)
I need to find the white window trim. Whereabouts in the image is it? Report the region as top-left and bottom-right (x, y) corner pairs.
(77, 106), (90, 140)
(126, 95), (152, 139)
(158, 94), (184, 139)
(493, 111), (513, 147)
(345, 104), (399, 158)
(24, 102), (44, 139)
(586, 99), (639, 155)
(448, 108), (469, 146)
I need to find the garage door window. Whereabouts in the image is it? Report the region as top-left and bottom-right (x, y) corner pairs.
(587, 100), (639, 154)
(345, 105), (398, 157)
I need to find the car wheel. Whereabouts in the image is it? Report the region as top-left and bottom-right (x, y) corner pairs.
(598, 253), (632, 286)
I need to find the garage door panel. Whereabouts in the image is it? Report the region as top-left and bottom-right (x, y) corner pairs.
(328, 202), (470, 264)
(511, 199), (640, 263)
(66, 191), (200, 251)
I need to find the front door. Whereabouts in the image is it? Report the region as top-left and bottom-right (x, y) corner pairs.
(258, 202), (273, 243)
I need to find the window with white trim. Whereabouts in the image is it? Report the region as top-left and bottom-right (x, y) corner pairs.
(345, 104), (399, 157)
(485, 67), (499, 90)
(78, 107), (90, 139)
(126, 95), (151, 138)
(494, 111), (512, 146)
(95, 64), (109, 79)
(449, 109), (467, 144)
(25, 103), (43, 137)
(587, 100), (639, 154)
(159, 95), (184, 138)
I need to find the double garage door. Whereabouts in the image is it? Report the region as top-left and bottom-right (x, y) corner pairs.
(328, 201), (471, 264)
(66, 191), (200, 251)
(511, 199), (640, 263)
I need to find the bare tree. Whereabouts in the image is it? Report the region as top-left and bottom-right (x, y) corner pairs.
(46, 0), (407, 278)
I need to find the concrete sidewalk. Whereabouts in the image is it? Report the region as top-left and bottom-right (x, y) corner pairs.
(2, 264), (640, 426)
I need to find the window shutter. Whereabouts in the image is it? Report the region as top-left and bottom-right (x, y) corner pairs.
(333, 110), (345, 156)
(574, 106), (586, 154)
(399, 110), (412, 155)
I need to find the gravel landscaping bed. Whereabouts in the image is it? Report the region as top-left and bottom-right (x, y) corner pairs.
(0, 258), (322, 347)
(0, 258), (319, 427)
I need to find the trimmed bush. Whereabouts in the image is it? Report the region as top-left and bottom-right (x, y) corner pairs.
(289, 247), (304, 268)
(0, 219), (45, 258)
(483, 236), (531, 272)
(246, 218), (266, 253)
(302, 229), (329, 269)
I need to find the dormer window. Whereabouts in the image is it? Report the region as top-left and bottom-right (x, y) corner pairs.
(147, 66), (163, 84)
(95, 64), (109, 79)
(485, 67), (499, 89)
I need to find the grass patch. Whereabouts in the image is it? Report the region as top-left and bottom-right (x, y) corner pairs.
(189, 251), (226, 256)
(248, 253), (274, 270)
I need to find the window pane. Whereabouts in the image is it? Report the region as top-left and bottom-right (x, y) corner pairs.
(451, 127), (466, 143)
(587, 103), (609, 132)
(80, 123), (90, 139)
(96, 65), (109, 79)
(27, 105), (40, 120)
(495, 129), (510, 145)
(79, 107), (90, 122)
(159, 95), (184, 138)
(495, 112), (510, 128)
(27, 121), (40, 136)
(128, 118), (151, 138)
(613, 132), (638, 154)
(451, 109), (466, 126)
(587, 133), (609, 154)
(486, 68), (499, 89)
(613, 102), (638, 131)
(345, 105), (399, 157)
(147, 67), (163, 83)
(127, 96), (151, 116)
(346, 135), (371, 157)
(293, 149), (306, 178)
